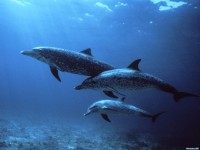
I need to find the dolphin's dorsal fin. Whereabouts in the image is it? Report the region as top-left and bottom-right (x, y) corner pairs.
(50, 66), (61, 82)
(103, 91), (118, 98)
(81, 48), (93, 56)
(127, 59), (141, 71)
(101, 114), (111, 122)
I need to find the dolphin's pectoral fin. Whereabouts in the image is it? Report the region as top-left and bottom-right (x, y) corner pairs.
(108, 87), (126, 97)
(101, 114), (111, 122)
(127, 59), (141, 71)
(80, 48), (93, 56)
(103, 91), (118, 98)
(50, 66), (61, 82)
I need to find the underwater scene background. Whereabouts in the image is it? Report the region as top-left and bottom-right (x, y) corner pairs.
(0, 0), (200, 149)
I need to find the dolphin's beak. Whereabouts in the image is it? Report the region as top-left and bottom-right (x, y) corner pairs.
(20, 50), (27, 55)
(20, 50), (42, 60)
(74, 85), (83, 90)
(20, 50), (34, 56)
(84, 111), (91, 116)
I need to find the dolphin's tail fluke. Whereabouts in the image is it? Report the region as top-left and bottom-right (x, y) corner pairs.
(151, 111), (165, 123)
(174, 92), (199, 102)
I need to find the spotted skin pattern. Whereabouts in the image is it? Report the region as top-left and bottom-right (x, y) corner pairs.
(78, 68), (178, 94)
(22, 47), (115, 76)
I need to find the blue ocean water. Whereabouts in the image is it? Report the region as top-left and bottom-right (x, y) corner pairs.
(0, 0), (200, 149)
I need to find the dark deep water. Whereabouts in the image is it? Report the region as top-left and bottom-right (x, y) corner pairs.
(0, 0), (200, 149)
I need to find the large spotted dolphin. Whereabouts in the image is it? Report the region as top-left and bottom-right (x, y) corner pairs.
(75, 59), (199, 102)
(84, 98), (165, 123)
(21, 47), (115, 82)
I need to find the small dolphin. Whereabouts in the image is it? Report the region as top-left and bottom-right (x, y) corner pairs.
(84, 98), (165, 123)
(75, 59), (199, 102)
(21, 47), (115, 81)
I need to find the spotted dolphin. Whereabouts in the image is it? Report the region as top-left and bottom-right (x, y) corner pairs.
(21, 47), (115, 81)
(75, 59), (199, 102)
(84, 98), (165, 123)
